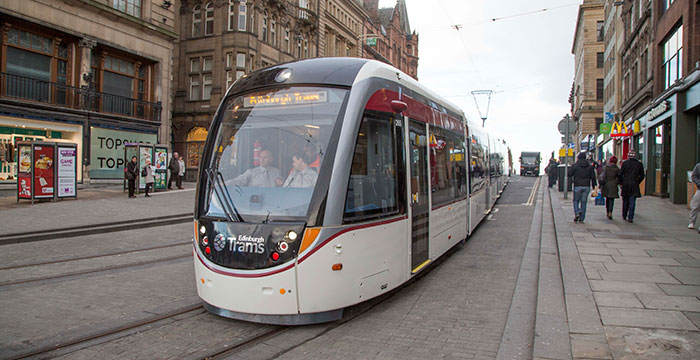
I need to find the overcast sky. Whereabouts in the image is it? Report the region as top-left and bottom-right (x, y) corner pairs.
(378, 0), (581, 167)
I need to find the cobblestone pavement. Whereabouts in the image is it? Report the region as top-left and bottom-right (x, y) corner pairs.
(547, 187), (700, 360)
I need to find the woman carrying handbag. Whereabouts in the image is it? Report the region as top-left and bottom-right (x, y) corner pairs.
(601, 156), (620, 219)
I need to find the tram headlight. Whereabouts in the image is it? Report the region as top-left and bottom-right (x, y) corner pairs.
(286, 230), (298, 241)
(200, 226), (206, 234)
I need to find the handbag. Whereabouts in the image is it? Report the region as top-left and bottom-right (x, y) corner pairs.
(124, 167), (134, 180)
(595, 192), (605, 206)
(598, 171), (606, 186)
(141, 167), (147, 177)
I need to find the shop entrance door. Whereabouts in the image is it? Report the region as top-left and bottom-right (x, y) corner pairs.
(408, 120), (429, 273)
(652, 121), (671, 197)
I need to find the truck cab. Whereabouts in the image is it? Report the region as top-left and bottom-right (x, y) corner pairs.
(520, 152), (540, 176)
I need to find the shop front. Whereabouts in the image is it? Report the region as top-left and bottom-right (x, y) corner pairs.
(633, 72), (700, 204)
(0, 115), (83, 183)
(89, 126), (157, 180)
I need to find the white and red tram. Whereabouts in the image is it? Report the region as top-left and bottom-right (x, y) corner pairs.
(193, 58), (510, 324)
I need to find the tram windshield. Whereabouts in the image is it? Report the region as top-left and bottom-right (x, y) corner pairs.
(204, 86), (348, 221)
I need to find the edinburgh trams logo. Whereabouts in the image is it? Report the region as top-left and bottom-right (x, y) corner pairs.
(212, 233), (266, 254)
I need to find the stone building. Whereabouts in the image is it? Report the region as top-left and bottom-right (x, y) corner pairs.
(172, 0), (419, 177)
(598, 0), (624, 161)
(0, 0), (177, 183)
(570, 0), (605, 155)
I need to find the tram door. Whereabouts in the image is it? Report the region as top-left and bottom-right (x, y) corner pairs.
(409, 120), (429, 272)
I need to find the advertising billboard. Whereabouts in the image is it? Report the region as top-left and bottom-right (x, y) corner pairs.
(90, 127), (156, 179)
(33, 145), (55, 198)
(57, 146), (77, 198)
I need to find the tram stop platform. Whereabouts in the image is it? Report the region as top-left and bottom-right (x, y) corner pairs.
(516, 186), (700, 360)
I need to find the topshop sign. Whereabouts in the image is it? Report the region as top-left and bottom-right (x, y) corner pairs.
(90, 127), (157, 179)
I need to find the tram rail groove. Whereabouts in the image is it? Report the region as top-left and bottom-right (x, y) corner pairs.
(0, 240), (192, 271)
(0, 213), (193, 246)
(3, 303), (205, 360)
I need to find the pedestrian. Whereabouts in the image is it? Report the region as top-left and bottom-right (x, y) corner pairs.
(143, 159), (155, 197)
(168, 152), (180, 189)
(568, 152), (597, 223)
(125, 156), (138, 198)
(601, 156), (619, 219)
(688, 162), (700, 232)
(617, 150), (645, 222)
(177, 155), (185, 189)
(546, 157), (558, 188)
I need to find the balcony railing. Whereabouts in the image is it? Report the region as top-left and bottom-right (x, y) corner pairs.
(0, 72), (161, 122)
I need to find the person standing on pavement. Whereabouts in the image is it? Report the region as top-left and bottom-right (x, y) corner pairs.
(568, 152), (597, 223)
(601, 156), (620, 220)
(144, 159), (155, 197)
(125, 156), (138, 198)
(168, 152), (180, 190)
(617, 150), (645, 222)
(546, 158), (558, 188)
(177, 155), (185, 189)
(688, 162), (700, 232)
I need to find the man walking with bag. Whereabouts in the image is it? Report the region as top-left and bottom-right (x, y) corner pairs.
(568, 152), (597, 223)
(618, 150), (645, 222)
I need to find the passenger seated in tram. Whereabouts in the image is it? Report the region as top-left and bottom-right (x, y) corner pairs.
(230, 149), (283, 187)
(283, 151), (318, 188)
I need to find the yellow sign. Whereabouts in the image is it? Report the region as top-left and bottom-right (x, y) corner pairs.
(559, 148), (574, 157)
(633, 120), (640, 133)
(244, 91), (327, 107)
(610, 121), (630, 138)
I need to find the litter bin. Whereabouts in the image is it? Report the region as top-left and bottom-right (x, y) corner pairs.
(558, 164), (572, 192)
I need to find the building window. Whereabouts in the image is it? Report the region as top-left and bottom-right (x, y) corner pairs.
(205, 2), (215, 36)
(284, 26), (290, 53)
(202, 74), (212, 100)
(662, 0), (675, 12)
(186, 127), (208, 169)
(189, 75), (200, 100)
(262, 10), (268, 42)
(662, 25), (683, 89)
(226, 70), (234, 90)
(228, 1), (235, 31)
(112, 0), (141, 18)
(226, 52), (233, 68)
(271, 16), (277, 46)
(596, 78), (604, 100)
(596, 52), (604, 68)
(90, 51), (154, 118)
(296, 36), (302, 58)
(596, 21), (604, 42)
(192, 5), (202, 37)
(190, 58), (200, 73)
(238, 3), (247, 31)
(236, 70), (245, 80)
(304, 38), (309, 58)
(203, 57), (213, 72)
(236, 53), (246, 68)
(335, 38), (341, 56)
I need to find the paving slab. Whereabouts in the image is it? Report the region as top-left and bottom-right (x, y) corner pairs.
(599, 307), (697, 331)
(659, 284), (700, 297)
(662, 266), (700, 285)
(603, 263), (665, 273)
(598, 270), (680, 284)
(636, 294), (700, 312)
(570, 333), (612, 359)
(611, 256), (681, 265)
(588, 280), (664, 294)
(593, 292), (644, 308)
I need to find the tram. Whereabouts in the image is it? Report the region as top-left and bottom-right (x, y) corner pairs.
(193, 58), (510, 325)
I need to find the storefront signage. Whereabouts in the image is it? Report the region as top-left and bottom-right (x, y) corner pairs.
(599, 123), (612, 134)
(610, 121), (632, 138)
(647, 101), (670, 121)
(57, 146), (76, 197)
(90, 127), (156, 179)
(33, 145), (54, 198)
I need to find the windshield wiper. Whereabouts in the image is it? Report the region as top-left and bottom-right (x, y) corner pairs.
(205, 168), (244, 222)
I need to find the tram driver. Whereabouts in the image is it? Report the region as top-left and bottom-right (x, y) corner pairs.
(283, 151), (318, 188)
(230, 149), (283, 187)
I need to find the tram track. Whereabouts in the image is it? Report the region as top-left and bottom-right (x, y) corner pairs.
(0, 212), (193, 246)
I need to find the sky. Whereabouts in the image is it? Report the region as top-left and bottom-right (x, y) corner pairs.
(378, 0), (582, 169)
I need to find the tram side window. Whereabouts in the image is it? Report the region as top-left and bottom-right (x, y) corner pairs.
(343, 112), (405, 223)
(430, 126), (467, 207)
(469, 135), (487, 193)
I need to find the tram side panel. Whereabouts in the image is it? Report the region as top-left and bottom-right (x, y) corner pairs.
(429, 200), (468, 258)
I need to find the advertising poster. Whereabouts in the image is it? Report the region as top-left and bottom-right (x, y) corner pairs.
(33, 145), (55, 198)
(18, 145), (31, 174)
(18, 174), (32, 199)
(89, 127), (156, 179)
(154, 148), (167, 170)
(154, 172), (166, 189)
(57, 146), (77, 197)
(139, 146), (152, 190)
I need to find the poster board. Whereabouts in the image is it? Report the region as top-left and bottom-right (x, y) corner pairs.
(33, 144), (55, 199)
(139, 145), (153, 190)
(17, 143), (32, 200)
(57, 145), (77, 198)
(153, 146), (168, 190)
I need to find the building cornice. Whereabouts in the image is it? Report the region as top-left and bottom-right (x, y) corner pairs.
(73, 0), (178, 40)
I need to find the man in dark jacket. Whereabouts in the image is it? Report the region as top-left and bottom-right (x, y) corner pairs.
(617, 150), (645, 222)
(568, 152), (597, 223)
(125, 156), (138, 198)
(546, 158), (558, 188)
(168, 152), (180, 189)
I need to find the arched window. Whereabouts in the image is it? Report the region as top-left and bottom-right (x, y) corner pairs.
(271, 16), (277, 46)
(192, 5), (202, 37)
(262, 10), (268, 42)
(205, 2), (214, 35)
(186, 126), (209, 168)
(238, 3), (247, 31)
(228, 0), (235, 31)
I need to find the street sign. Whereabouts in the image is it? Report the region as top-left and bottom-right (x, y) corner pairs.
(366, 38), (377, 46)
(568, 143), (575, 149)
(599, 123), (612, 134)
(559, 148), (574, 157)
(604, 112), (614, 123)
(558, 118), (576, 135)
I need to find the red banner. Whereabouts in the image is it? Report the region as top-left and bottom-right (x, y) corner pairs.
(33, 145), (55, 198)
